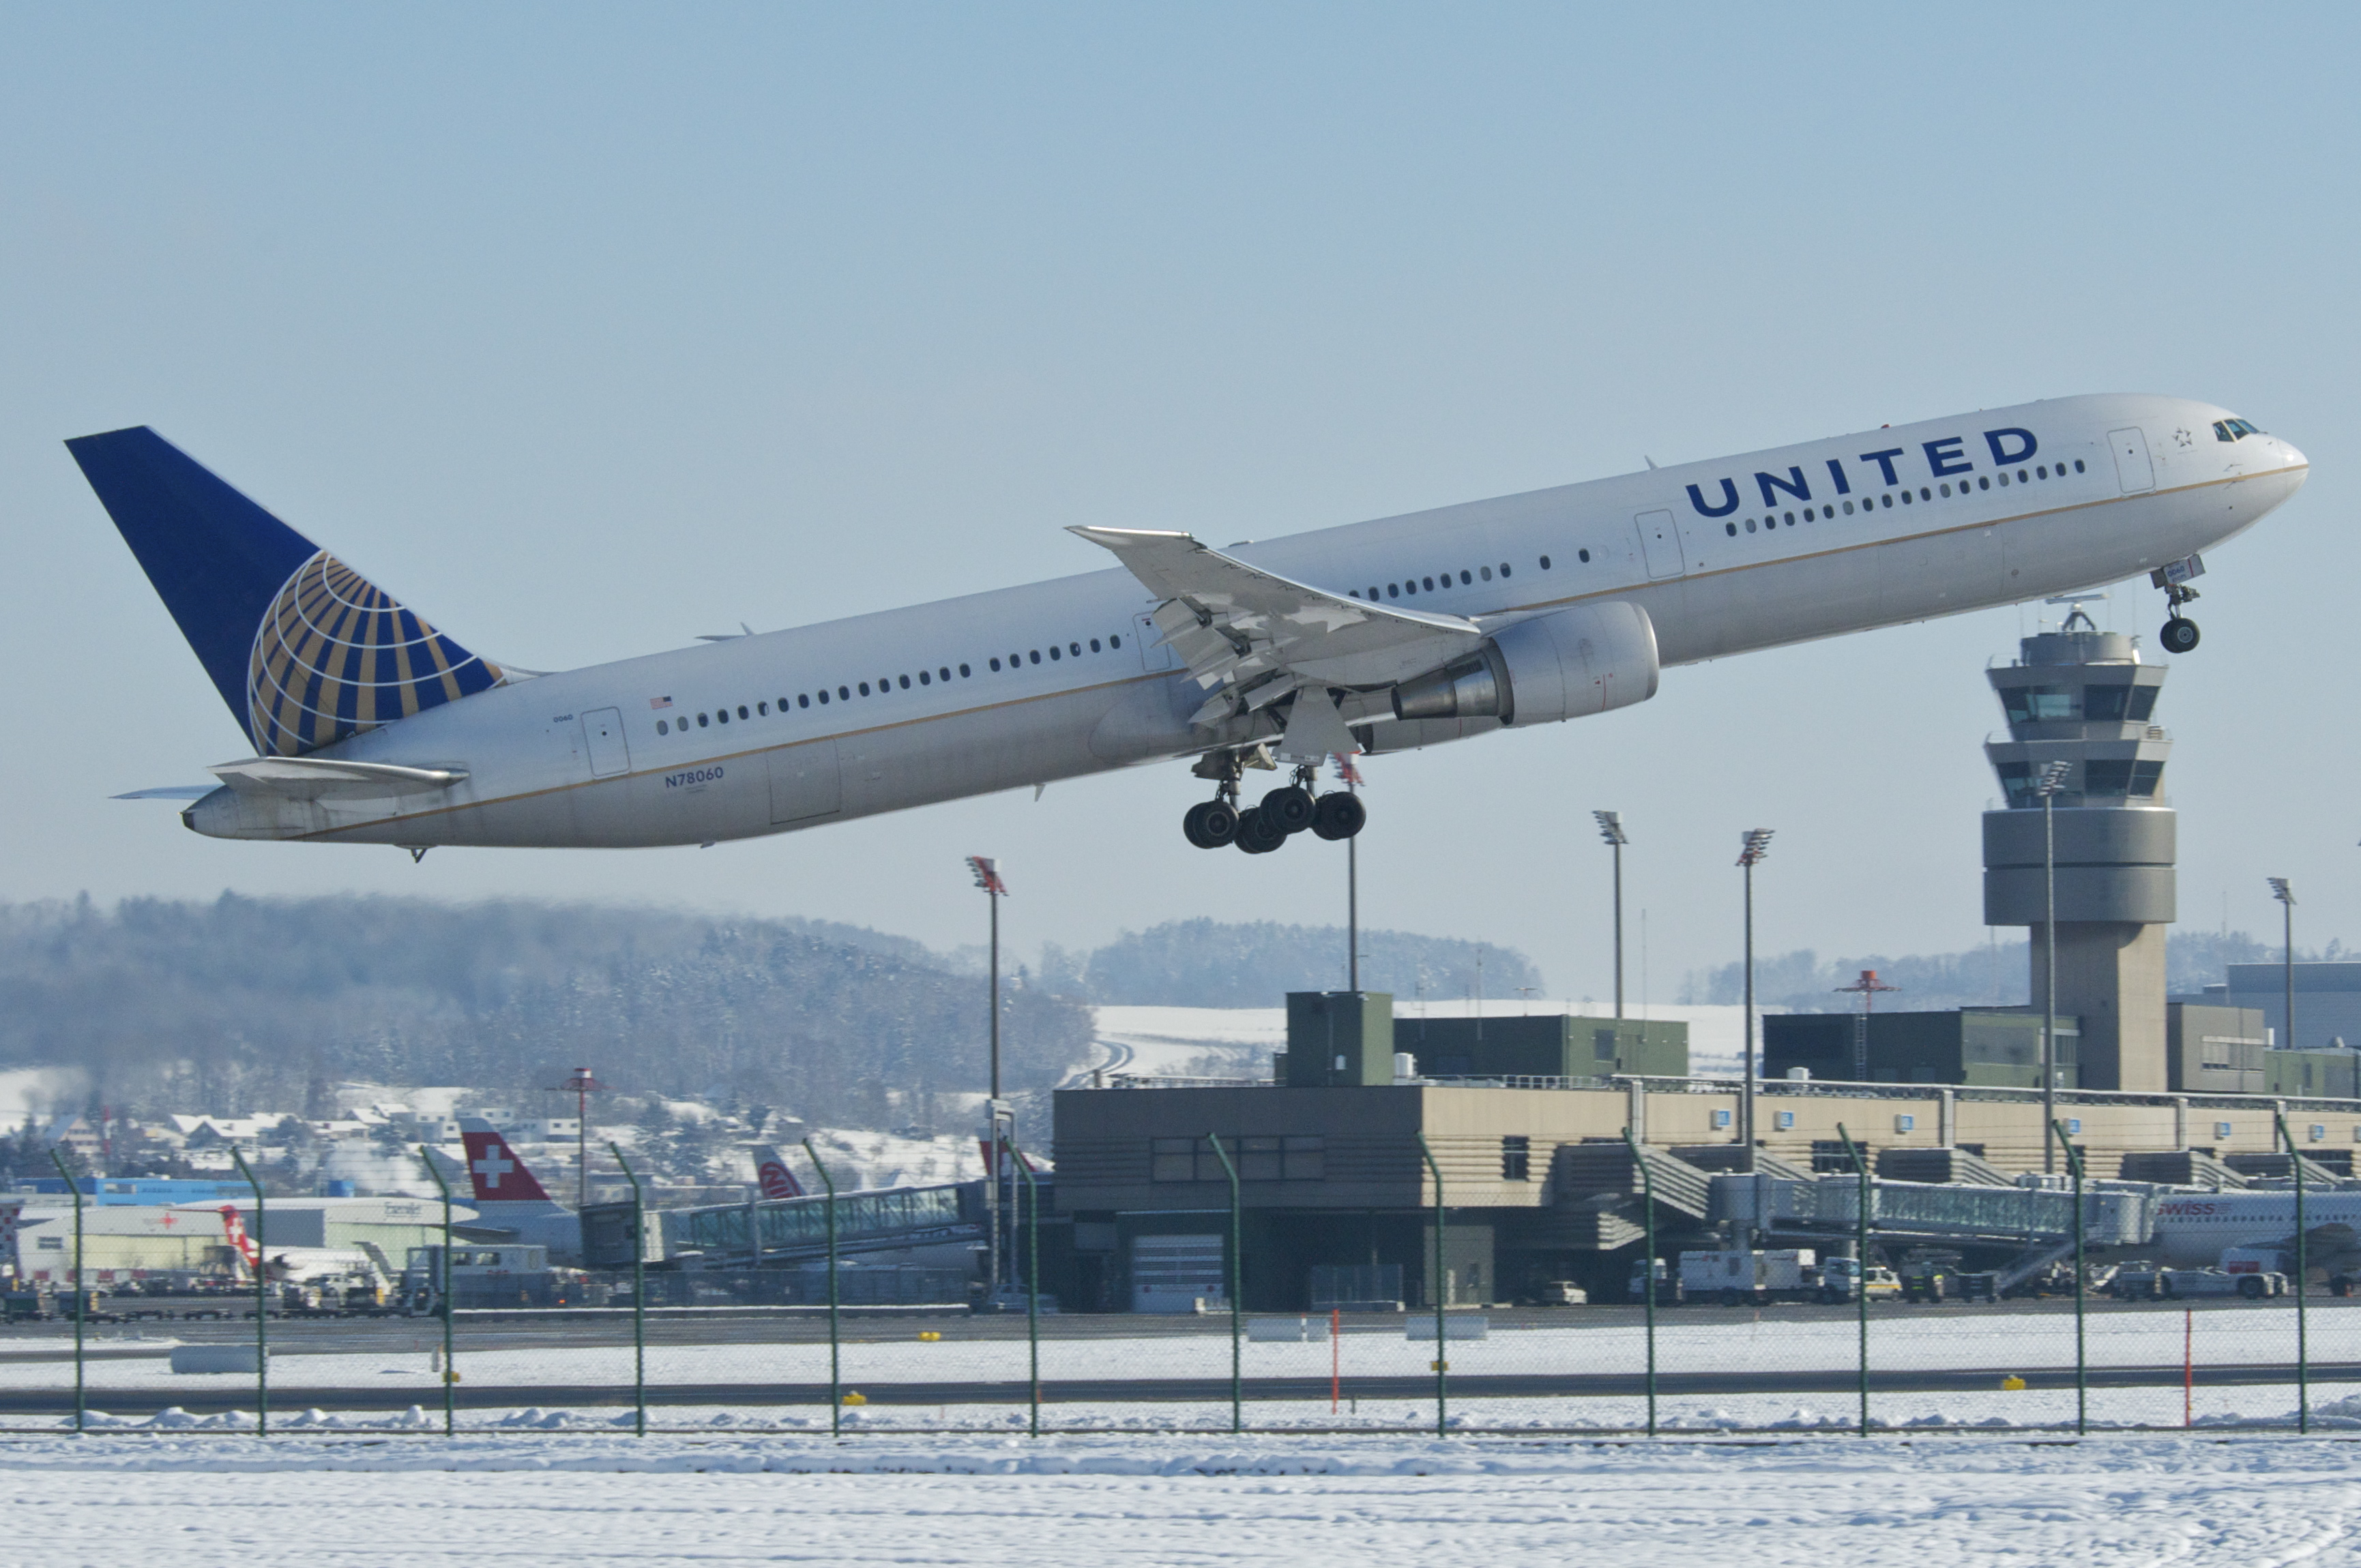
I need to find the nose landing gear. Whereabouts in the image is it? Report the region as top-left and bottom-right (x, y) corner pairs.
(1179, 753), (1364, 852)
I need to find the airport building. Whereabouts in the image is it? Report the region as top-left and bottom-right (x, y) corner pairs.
(1048, 990), (2361, 1311)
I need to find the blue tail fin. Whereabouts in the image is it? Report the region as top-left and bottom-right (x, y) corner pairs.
(67, 427), (503, 757)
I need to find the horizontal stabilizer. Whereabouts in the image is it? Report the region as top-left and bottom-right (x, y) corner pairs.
(209, 756), (469, 799)
(111, 785), (217, 800)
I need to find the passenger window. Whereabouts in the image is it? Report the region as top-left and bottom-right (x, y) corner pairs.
(1070, 642), (1080, 655)
(1920, 488), (1931, 500)
(918, 670), (930, 685)
(1387, 585), (1398, 598)
(1499, 562), (1511, 577)
(991, 657), (1001, 671)
(2075, 460), (2085, 473)
(1881, 494), (1892, 507)
(696, 713), (709, 727)
(1940, 484), (1951, 497)
(656, 720), (669, 735)
(1899, 490), (1912, 504)
(2037, 465), (2048, 479)
(1050, 646), (1061, 660)
(1349, 589), (1361, 598)
(1089, 638), (1100, 652)
(1456, 569), (1469, 584)
(1109, 636), (1120, 649)
(1785, 511), (1795, 524)
(737, 705), (748, 719)
(1577, 548), (1590, 563)
(1727, 522), (1738, 537)
(1029, 651), (1040, 664)
(1998, 473), (2010, 486)
(1422, 576), (1435, 591)
(1843, 501), (1854, 514)
(716, 709), (729, 724)
(939, 667), (950, 681)
(858, 682), (870, 696)
(1538, 557), (1550, 570)
(2018, 469), (2029, 483)
(1367, 586), (1379, 598)
(799, 694), (810, 708)
(960, 664), (971, 676)
(898, 675), (911, 688)
(1979, 476), (1991, 490)
(1479, 566), (1492, 580)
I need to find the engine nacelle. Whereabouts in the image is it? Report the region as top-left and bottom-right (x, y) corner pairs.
(1390, 601), (1658, 726)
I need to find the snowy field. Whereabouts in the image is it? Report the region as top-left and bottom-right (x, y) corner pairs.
(4, 1432), (2361, 1566)
(8, 1307), (2361, 1434)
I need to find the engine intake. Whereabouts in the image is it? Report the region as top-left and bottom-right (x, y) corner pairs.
(1390, 601), (1658, 726)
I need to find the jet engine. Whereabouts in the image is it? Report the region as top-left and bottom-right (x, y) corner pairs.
(1389, 600), (1658, 727)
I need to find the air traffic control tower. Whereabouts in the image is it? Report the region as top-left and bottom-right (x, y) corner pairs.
(1983, 610), (2175, 1091)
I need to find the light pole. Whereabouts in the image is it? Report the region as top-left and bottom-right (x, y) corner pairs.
(2271, 878), (2296, 1054)
(1594, 812), (1628, 1021)
(966, 855), (1011, 1296)
(2034, 759), (2071, 1174)
(1736, 829), (1774, 1171)
(547, 1066), (607, 1211)
(1340, 753), (1365, 991)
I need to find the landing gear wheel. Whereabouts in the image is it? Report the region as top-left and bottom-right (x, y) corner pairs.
(1234, 807), (1287, 855)
(1183, 799), (1239, 849)
(1310, 791), (1366, 841)
(2160, 616), (2200, 654)
(1260, 785), (1316, 834)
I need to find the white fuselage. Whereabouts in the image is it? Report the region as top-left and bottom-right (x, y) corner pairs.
(187, 393), (2307, 848)
(2150, 1191), (2361, 1271)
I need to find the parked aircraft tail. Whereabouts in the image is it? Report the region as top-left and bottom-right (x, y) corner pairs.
(752, 1144), (804, 1200)
(459, 1119), (564, 1211)
(64, 426), (503, 758)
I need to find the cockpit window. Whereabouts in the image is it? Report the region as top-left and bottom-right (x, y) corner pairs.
(2213, 418), (2264, 442)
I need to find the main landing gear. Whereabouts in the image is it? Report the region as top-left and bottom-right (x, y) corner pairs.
(1182, 754), (1364, 853)
(2150, 556), (2204, 653)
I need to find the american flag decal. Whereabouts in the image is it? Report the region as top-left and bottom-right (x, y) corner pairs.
(649, 696), (673, 709)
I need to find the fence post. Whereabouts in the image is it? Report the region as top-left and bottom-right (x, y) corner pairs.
(2276, 1112), (2310, 1433)
(1205, 1133), (1242, 1434)
(2051, 1119), (2086, 1436)
(418, 1144), (456, 1437)
(610, 1143), (646, 1437)
(1834, 1124), (1869, 1438)
(802, 1139), (841, 1435)
(1014, 1140), (1043, 1436)
(1620, 1127), (1656, 1437)
(46, 1149), (84, 1435)
(1414, 1131), (1447, 1436)
(229, 1146), (269, 1436)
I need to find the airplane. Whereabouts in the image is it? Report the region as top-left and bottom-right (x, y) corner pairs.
(455, 1120), (582, 1262)
(68, 395), (2306, 855)
(751, 1144), (806, 1200)
(2148, 1190), (2361, 1286)
(211, 1204), (384, 1291)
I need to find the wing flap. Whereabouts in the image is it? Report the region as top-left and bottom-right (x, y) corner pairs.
(1072, 527), (1485, 723)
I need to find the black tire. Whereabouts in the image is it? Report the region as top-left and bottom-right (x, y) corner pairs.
(1235, 807), (1287, 855)
(1261, 785), (1316, 833)
(1310, 791), (1368, 841)
(1718, 1289), (1744, 1308)
(1184, 799), (1238, 849)
(2239, 1275), (2267, 1300)
(2161, 617), (2200, 653)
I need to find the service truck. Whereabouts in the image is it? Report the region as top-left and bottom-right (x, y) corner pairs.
(1679, 1248), (1819, 1306)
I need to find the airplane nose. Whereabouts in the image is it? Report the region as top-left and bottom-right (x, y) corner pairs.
(2279, 438), (2308, 470)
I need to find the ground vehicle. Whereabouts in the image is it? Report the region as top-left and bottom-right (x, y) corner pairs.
(1817, 1257), (1902, 1303)
(1679, 1249), (1819, 1306)
(2160, 1267), (2287, 1300)
(1626, 1258), (1681, 1305)
(2109, 1261), (2165, 1300)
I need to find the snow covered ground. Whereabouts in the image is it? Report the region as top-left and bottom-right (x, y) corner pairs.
(10, 1307), (2361, 1435)
(3, 1431), (2361, 1565)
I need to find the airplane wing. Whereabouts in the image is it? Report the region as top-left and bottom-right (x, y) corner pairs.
(111, 785), (217, 800)
(207, 756), (469, 799)
(1068, 527), (1484, 730)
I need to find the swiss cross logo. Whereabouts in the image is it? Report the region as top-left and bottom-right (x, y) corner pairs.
(473, 1148), (514, 1189)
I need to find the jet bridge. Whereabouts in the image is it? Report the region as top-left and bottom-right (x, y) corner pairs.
(1711, 1173), (2155, 1249)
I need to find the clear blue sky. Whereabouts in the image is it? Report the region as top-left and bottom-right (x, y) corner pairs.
(3, 3), (2353, 999)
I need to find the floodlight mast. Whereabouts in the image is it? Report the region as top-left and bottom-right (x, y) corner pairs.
(1736, 829), (1774, 1172)
(2271, 878), (2296, 1057)
(547, 1066), (608, 1211)
(1833, 971), (1898, 1080)
(1594, 811), (1628, 1020)
(966, 855), (1011, 1297)
(2034, 759), (2072, 1172)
